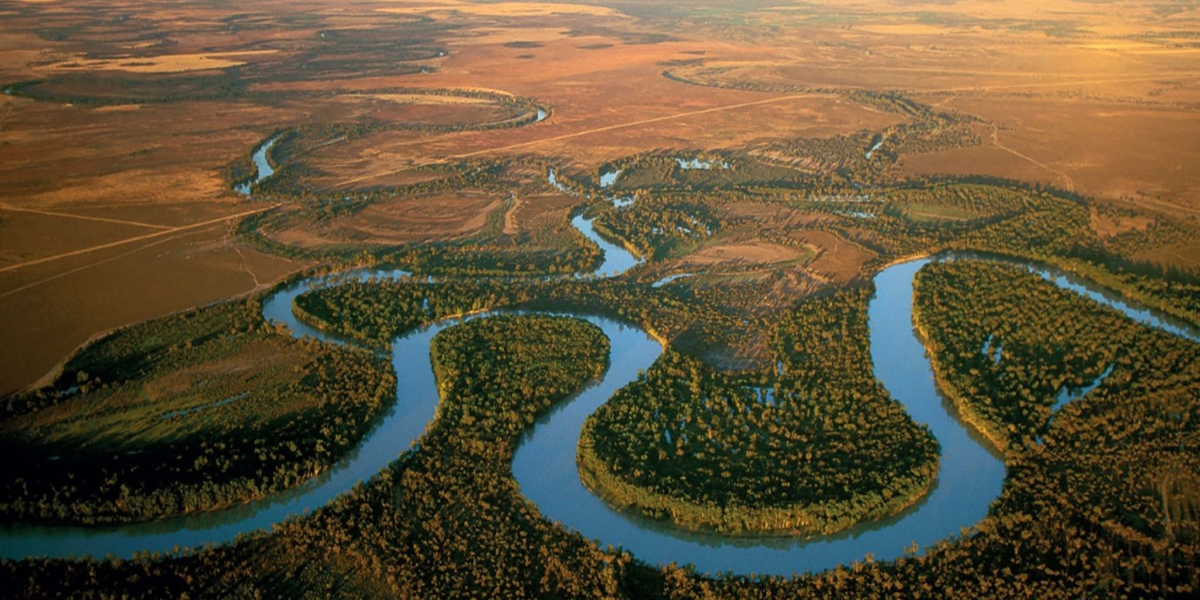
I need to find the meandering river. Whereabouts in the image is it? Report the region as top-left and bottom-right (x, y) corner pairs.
(3, 154), (1197, 575)
(233, 135), (281, 195)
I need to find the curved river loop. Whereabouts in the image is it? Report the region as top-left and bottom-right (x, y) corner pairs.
(3, 155), (1198, 578)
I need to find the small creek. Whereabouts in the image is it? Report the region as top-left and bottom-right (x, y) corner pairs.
(234, 135), (281, 195)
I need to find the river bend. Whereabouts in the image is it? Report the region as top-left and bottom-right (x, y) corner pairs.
(2, 150), (1197, 572)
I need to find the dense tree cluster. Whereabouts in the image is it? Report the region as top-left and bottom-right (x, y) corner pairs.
(598, 151), (811, 192)
(914, 260), (1200, 454)
(0, 300), (394, 524)
(579, 288), (938, 534)
(291, 272), (763, 366)
(592, 197), (719, 260)
(5, 283), (1197, 598)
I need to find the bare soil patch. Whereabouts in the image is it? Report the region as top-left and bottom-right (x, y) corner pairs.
(792, 229), (876, 283)
(900, 97), (1200, 209)
(1091, 208), (1154, 240)
(266, 191), (504, 249)
(676, 241), (808, 269)
(0, 210), (160, 268)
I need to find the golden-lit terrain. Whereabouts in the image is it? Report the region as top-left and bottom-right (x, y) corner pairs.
(2, 0), (1198, 394)
(1, 1), (1199, 597)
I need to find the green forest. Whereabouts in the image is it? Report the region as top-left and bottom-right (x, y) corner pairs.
(4, 298), (1196, 598)
(0, 300), (394, 524)
(4, 20), (1200, 597)
(579, 288), (939, 535)
(914, 260), (1200, 456)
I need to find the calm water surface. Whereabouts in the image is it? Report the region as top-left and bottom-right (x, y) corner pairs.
(2, 218), (1193, 576)
(233, 136), (280, 195)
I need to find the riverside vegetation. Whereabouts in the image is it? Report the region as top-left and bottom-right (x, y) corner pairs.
(5, 106), (1200, 597)
(4, 4), (1200, 594)
(2, 301), (1196, 598)
(578, 288), (939, 535)
(914, 260), (1200, 455)
(0, 300), (394, 525)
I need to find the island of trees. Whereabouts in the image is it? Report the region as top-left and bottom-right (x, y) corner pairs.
(579, 288), (939, 535)
(3, 8), (1199, 595)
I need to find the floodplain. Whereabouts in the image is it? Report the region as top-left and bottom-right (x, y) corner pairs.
(0, 0), (1198, 598)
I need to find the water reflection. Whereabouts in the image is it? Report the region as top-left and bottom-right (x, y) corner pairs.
(4, 243), (1195, 575)
(233, 135), (281, 195)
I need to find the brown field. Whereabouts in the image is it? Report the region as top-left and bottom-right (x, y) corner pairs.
(302, 165), (453, 192)
(1091, 207), (1155, 240)
(792, 230), (877, 284)
(675, 241), (809, 270)
(265, 192), (504, 249)
(0, 208), (163, 267)
(508, 189), (578, 233)
(900, 97), (1200, 209)
(2, 0), (1199, 393)
(0, 221), (304, 395)
(703, 204), (874, 283)
(39, 50), (280, 74)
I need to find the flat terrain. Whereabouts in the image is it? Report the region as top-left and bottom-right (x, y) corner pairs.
(265, 191), (505, 248)
(901, 97), (1200, 207)
(1, 0), (1198, 391)
(1, 1), (1200, 598)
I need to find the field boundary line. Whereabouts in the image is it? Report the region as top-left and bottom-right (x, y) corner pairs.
(336, 93), (815, 187)
(450, 93), (816, 159)
(0, 206), (274, 274)
(0, 202), (175, 230)
(0, 224), (223, 300)
(987, 125), (1076, 193)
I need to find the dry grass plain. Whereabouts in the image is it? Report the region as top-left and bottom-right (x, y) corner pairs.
(264, 192), (505, 249)
(1, 0), (1199, 393)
